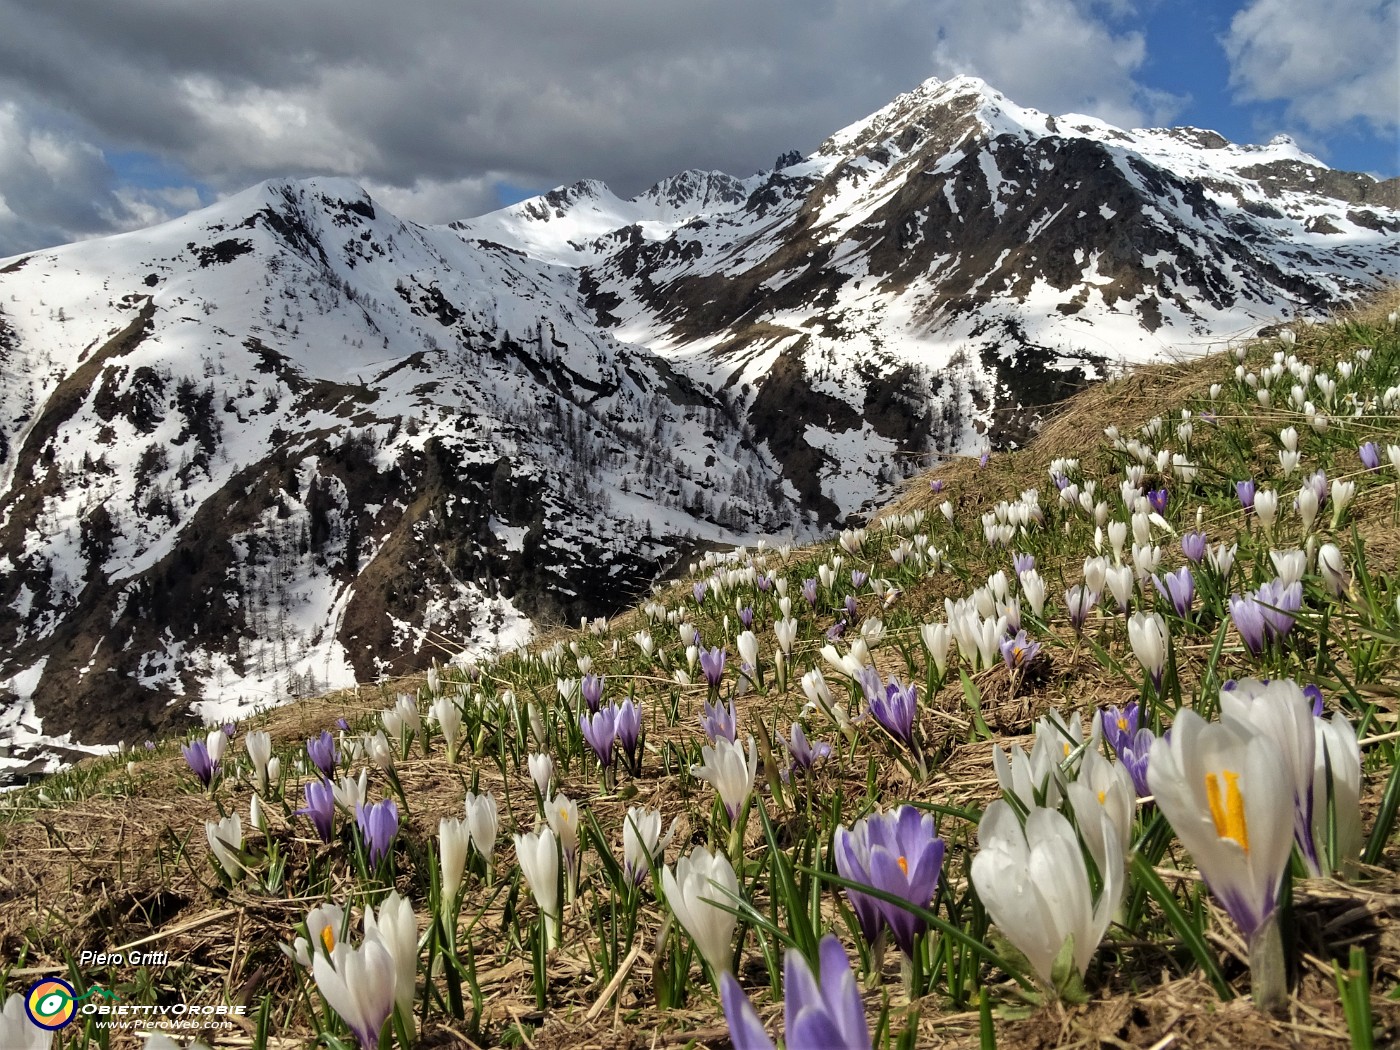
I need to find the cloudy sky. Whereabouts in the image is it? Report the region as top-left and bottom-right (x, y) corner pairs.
(0, 0), (1395, 256)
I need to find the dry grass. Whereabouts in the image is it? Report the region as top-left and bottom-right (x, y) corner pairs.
(4, 293), (1400, 1048)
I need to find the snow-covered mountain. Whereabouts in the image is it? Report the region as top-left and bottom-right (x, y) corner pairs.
(2, 75), (1396, 770)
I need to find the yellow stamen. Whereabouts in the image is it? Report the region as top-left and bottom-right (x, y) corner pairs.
(1097, 789), (1106, 805)
(321, 926), (336, 954)
(897, 855), (909, 876)
(1012, 646), (1024, 664)
(1062, 742), (1071, 758)
(1205, 770), (1249, 853)
(1116, 717), (1128, 732)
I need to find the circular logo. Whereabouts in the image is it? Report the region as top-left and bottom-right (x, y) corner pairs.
(25, 978), (78, 1030)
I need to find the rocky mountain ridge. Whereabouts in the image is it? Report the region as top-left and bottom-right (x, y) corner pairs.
(1, 74), (1396, 770)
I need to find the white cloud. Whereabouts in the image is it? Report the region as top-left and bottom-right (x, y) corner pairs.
(0, 0), (1189, 251)
(1225, 0), (1399, 133)
(359, 176), (502, 227)
(927, 0), (1183, 129)
(0, 101), (191, 257)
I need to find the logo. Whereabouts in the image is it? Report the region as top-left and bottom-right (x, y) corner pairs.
(25, 979), (78, 1031)
(24, 979), (119, 1031)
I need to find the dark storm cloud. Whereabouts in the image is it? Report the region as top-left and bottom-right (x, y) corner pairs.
(0, 0), (1168, 249)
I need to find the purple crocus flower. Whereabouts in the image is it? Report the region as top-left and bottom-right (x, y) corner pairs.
(616, 697), (643, 772)
(1360, 442), (1382, 471)
(850, 570), (868, 590)
(825, 620), (846, 640)
(1119, 728), (1155, 797)
(1064, 585), (1099, 634)
(801, 578), (818, 606)
(1303, 684), (1325, 717)
(580, 673), (604, 713)
(979, 451), (990, 468)
(833, 806), (945, 958)
(181, 739), (217, 787)
(1255, 578), (1302, 642)
(355, 799), (399, 867)
(844, 595), (859, 621)
(1229, 594), (1270, 656)
(222, 723), (237, 738)
(1147, 488), (1168, 514)
(335, 717), (351, 732)
(297, 778), (336, 843)
(783, 723), (832, 772)
(756, 575), (773, 593)
(1306, 469), (1329, 507)
(865, 674), (919, 751)
(1181, 530), (1207, 564)
(700, 697), (738, 743)
(1052, 473), (1071, 491)
(692, 581), (707, 604)
(1100, 702), (1140, 757)
(1236, 479), (1257, 512)
(721, 935), (871, 1050)
(580, 705), (618, 768)
(306, 731), (338, 779)
(699, 647), (727, 688)
(1012, 552), (1035, 577)
(1153, 566), (1195, 617)
(738, 606), (754, 629)
(999, 629), (1040, 670)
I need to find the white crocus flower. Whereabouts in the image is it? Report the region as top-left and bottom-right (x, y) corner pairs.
(428, 695), (463, 762)
(366, 731), (394, 771)
(1013, 571), (1043, 621)
(1317, 543), (1347, 599)
(737, 630), (759, 673)
(514, 827), (562, 948)
(1218, 679), (1318, 874)
(1270, 548), (1306, 587)
(920, 623), (950, 676)
(439, 816), (470, 911)
(1127, 612), (1168, 687)
(249, 794), (267, 834)
(206, 728), (228, 768)
(205, 813), (244, 881)
(691, 736), (759, 822)
(285, 902), (346, 967)
(1105, 565), (1134, 612)
(2, 991), (53, 1050)
(1295, 483), (1318, 531)
(1066, 750), (1136, 875)
(1312, 713), (1363, 877)
(246, 730), (273, 795)
(1254, 489), (1278, 532)
(971, 802), (1122, 991)
(313, 936), (397, 1050)
(993, 736), (1065, 811)
(772, 618), (797, 656)
(363, 890), (418, 1019)
(1147, 710), (1294, 1011)
(332, 769), (369, 812)
(622, 806), (676, 886)
(859, 616), (884, 646)
(662, 847), (740, 976)
(1330, 479), (1356, 527)
(528, 752), (554, 800)
(464, 791), (499, 862)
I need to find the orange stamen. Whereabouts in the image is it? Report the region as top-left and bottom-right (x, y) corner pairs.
(1205, 770), (1250, 853)
(897, 855), (909, 876)
(321, 926), (336, 954)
